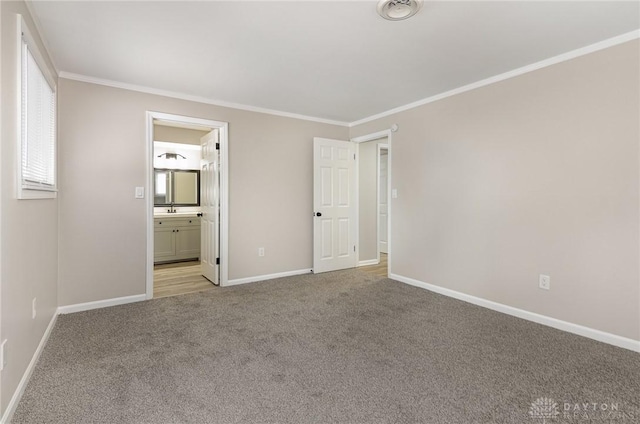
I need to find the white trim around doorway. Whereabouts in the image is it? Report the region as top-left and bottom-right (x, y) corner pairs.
(377, 143), (389, 262)
(351, 129), (393, 277)
(145, 111), (230, 299)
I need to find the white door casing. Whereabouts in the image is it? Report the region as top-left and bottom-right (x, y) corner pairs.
(201, 130), (219, 284)
(146, 111), (229, 299)
(313, 137), (357, 274)
(378, 146), (389, 254)
(351, 128), (393, 277)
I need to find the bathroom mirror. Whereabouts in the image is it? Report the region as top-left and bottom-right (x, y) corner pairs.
(154, 169), (200, 206)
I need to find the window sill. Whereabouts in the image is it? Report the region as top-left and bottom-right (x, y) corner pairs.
(18, 189), (57, 200)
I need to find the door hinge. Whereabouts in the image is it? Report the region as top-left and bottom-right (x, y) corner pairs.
(215, 142), (220, 150)
(216, 257), (220, 265)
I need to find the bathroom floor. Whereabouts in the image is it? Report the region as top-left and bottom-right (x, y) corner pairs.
(153, 261), (216, 298)
(360, 253), (388, 278)
(153, 255), (387, 299)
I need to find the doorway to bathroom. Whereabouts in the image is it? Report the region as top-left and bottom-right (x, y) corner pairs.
(351, 129), (393, 278)
(145, 112), (229, 299)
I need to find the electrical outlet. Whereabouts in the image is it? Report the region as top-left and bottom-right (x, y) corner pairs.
(258, 247), (265, 257)
(0, 339), (7, 371)
(539, 274), (551, 290)
(32, 298), (37, 319)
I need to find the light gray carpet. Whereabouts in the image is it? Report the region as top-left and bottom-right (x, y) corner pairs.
(12, 269), (640, 423)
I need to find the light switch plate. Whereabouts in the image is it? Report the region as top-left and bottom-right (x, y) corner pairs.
(392, 189), (398, 199)
(135, 187), (145, 199)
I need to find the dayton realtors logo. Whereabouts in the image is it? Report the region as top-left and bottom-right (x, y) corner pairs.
(529, 398), (636, 422)
(562, 402), (635, 421)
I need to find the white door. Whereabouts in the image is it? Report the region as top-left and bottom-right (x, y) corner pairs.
(313, 138), (357, 273)
(201, 130), (219, 284)
(379, 148), (389, 254)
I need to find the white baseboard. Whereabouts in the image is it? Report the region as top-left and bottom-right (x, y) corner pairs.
(390, 273), (640, 353)
(226, 269), (312, 287)
(358, 259), (379, 267)
(1, 312), (58, 424)
(57, 294), (146, 314)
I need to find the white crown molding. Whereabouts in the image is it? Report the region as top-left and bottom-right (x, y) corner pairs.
(54, 29), (640, 129)
(349, 29), (640, 127)
(391, 273), (640, 353)
(58, 72), (350, 127)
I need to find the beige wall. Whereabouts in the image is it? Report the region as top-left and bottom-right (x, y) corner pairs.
(351, 40), (640, 341)
(57, 79), (348, 306)
(358, 138), (387, 262)
(153, 125), (209, 145)
(0, 6), (636, 417)
(0, 0), (58, 415)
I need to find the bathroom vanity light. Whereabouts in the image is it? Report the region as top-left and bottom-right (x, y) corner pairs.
(377, 0), (422, 21)
(157, 153), (186, 160)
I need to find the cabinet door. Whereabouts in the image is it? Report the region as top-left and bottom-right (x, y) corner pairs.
(154, 227), (176, 262)
(175, 226), (201, 259)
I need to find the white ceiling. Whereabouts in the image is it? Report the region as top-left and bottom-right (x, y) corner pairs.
(30, 1), (639, 124)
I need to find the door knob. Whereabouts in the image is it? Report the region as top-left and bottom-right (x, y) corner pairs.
(315, 212), (322, 217)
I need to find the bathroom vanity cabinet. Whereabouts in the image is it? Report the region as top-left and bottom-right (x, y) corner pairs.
(154, 215), (201, 263)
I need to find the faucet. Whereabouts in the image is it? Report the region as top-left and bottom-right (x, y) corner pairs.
(168, 202), (176, 213)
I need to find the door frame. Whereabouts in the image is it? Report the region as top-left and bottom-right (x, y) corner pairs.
(377, 143), (389, 259)
(351, 129), (393, 276)
(145, 111), (229, 299)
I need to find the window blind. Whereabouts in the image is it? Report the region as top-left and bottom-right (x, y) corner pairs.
(21, 41), (56, 191)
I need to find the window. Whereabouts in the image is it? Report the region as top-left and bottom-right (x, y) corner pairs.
(18, 17), (57, 199)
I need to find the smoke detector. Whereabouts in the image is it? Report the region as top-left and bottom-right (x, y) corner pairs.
(377, 0), (423, 21)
